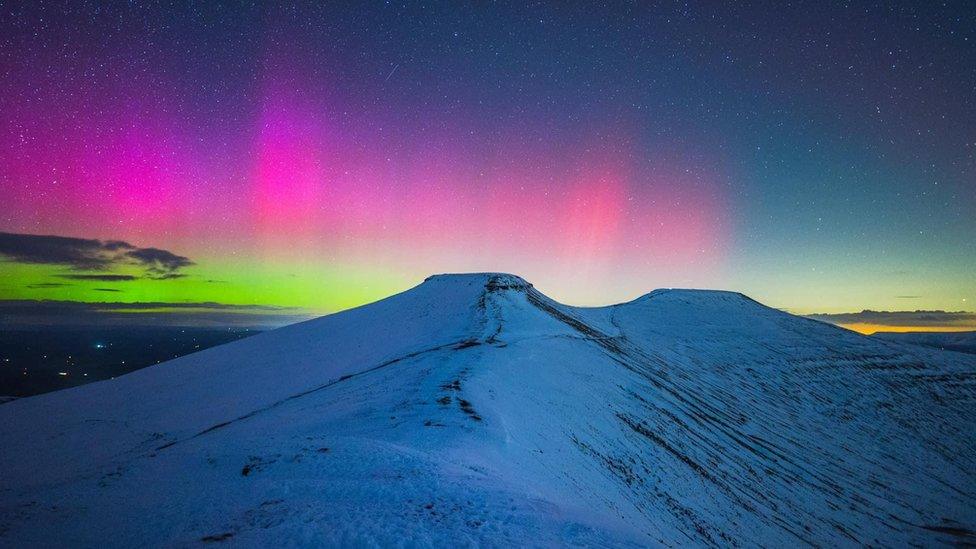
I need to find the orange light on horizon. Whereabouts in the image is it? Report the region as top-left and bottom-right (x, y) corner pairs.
(839, 323), (976, 335)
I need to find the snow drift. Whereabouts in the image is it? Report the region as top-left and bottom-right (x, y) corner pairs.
(1, 273), (974, 546)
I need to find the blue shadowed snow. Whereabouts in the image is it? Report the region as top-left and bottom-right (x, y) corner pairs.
(0, 273), (974, 546)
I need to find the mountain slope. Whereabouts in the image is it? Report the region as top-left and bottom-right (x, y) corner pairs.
(1, 273), (974, 546)
(874, 331), (976, 355)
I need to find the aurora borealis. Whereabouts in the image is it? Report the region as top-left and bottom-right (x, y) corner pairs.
(1, 2), (974, 332)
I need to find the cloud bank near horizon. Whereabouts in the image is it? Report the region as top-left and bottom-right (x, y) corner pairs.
(807, 310), (976, 333)
(0, 232), (193, 280)
(0, 299), (312, 328)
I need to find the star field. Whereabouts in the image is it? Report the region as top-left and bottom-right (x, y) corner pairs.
(0, 1), (973, 326)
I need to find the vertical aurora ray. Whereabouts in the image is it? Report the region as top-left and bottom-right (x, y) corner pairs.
(1, 2), (970, 320)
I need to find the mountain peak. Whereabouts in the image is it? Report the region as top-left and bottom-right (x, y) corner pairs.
(422, 272), (533, 291)
(2, 271), (974, 546)
(639, 287), (752, 301)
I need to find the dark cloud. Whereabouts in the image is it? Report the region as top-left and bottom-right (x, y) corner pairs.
(93, 288), (122, 292)
(124, 247), (193, 278)
(151, 273), (188, 280)
(896, 295), (921, 299)
(0, 300), (312, 328)
(26, 282), (71, 289)
(56, 274), (138, 282)
(807, 310), (976, 328)
(0, 232), (193, 280)
(0, 232), (132, 269)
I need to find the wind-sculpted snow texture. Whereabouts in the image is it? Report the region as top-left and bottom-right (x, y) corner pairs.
(1, 274), (974, 546)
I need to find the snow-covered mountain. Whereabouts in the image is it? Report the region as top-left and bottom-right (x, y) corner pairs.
(874, 331), (976, 356)
(1, 273), (974, 546)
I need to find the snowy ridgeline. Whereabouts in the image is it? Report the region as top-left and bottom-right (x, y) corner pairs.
(1, 273), (974, 546)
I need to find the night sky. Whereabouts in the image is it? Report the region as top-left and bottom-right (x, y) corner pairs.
(1, 1), (974, 333)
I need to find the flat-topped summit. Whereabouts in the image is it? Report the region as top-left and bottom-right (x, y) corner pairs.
(640, 288), (751, 300)
(420, 273), (760, 310)
(1, 270), (973, 546)
(422, 272), (533, 291)
(630, 287), (769, 310)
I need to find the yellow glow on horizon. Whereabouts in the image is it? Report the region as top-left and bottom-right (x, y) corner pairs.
(839, 323), (976, 335)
